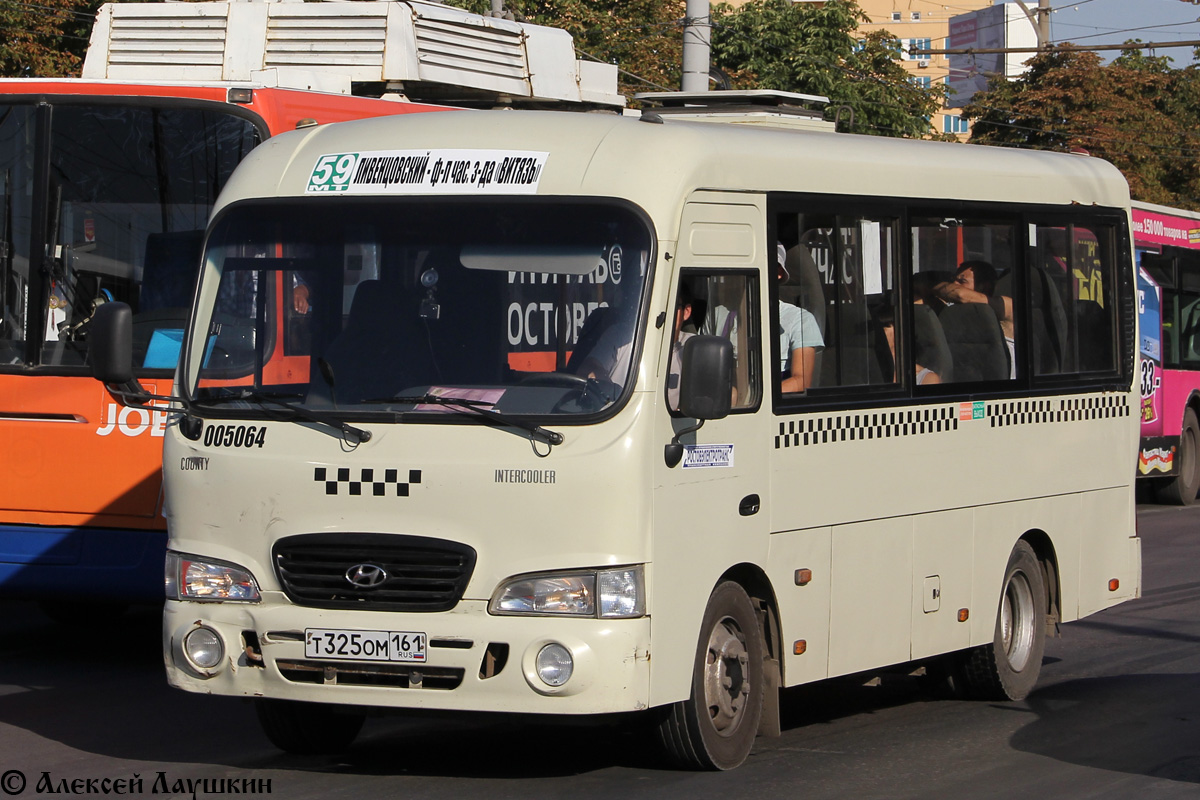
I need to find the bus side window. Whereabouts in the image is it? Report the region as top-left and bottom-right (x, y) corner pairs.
(1032, 223), (1119, 375)
(671, 270), (760, 412)
(1172, 257), (1200, 369)
(911, 219), (1018, 383)
(1142, 253), (1178, 367)
(781, 214), (899, 392)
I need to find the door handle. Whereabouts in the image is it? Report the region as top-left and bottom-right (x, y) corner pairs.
(739, 494), (760, 516)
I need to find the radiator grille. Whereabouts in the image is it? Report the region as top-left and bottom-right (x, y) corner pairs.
(273, 533), (476, 612)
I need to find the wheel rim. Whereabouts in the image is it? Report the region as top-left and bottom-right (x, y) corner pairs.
(1000, 570), (1036, 673)
(703, 615), (752, 736)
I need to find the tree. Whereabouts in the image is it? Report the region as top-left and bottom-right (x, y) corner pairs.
(710, 0), (945, 138)
(962, 47), (1200, 210)
(0, 0), (100, 77)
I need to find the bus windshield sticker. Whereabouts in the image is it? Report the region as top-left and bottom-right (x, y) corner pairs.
(306, 150), (548, 195)
(681, 444), (734, 469)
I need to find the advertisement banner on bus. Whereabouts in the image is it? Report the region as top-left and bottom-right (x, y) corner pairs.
(1137, 265), (1163, 434)
(1132, 208), (1200, 250)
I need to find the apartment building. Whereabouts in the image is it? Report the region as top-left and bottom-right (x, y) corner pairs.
(852, 0), (993, 138)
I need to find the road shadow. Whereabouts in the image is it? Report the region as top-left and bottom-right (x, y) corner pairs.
(23, 595), (1185, 784)
(0, 601), (662, 775)
(1011, 673), (1200, 783)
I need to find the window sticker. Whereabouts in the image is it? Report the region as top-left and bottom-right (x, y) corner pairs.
(958, 401), (985, 421)
(306, 149), (548, 195)
(681, 443), (735, 469)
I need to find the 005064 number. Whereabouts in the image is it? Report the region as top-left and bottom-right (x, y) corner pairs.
(203, 424), (266, 448)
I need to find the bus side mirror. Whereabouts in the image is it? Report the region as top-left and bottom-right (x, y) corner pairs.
(88, 301), (135, 385)
(678, 335), (734, 421)
(666, 336), (734, 469)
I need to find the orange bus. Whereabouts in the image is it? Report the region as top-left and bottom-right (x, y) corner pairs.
(0, 79), (449, 611)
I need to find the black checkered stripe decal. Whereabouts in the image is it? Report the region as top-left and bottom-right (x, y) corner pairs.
(315, 467), (422, 496)
(775, 406), (959, 449)
(988, 396), (1130, 428)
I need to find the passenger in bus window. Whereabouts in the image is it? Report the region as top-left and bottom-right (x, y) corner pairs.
(878, 306), (942, 385)
(666, 284), (697, 410)
(292, 282), (311, 314)
(775, 245), (823, 393)
(934, 260), (1015, 378)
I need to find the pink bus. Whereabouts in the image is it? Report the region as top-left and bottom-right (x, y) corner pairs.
(1134, 201), (1200, 503)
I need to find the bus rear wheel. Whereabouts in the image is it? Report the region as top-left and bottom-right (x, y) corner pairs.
(957, 541), (1046, 701)
(656, 581), (764, 770)
(254, 699), (365, 755)
(1156, 408), (1200, 505)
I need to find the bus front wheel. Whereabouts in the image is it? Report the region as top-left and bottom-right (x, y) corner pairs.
(1156, 408), (1200, 505)
(254, 699), (365, 755)
(957, 541), (1046, 701)
(657, 581), (764, 770)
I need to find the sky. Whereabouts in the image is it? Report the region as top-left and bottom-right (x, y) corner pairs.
(1018, 0), (1200, 65)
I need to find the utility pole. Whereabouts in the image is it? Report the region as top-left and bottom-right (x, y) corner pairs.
(681, 0), (711, 92)
(1014, 0), (1051, 51)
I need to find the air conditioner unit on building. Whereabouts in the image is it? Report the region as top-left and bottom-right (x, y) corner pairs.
(917, 60), (930, 68)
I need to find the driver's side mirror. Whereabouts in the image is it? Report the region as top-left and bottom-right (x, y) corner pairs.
(678, 335), (734, 421)
(88, 302), (135, 386)
(665, 336), (734, 468)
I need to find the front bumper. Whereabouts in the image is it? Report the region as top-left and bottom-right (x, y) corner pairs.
(164, 593), (652, 715)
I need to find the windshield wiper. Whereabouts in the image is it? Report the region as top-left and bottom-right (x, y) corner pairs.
(198, 390), (372, 444)
(388, 394), (563, 447)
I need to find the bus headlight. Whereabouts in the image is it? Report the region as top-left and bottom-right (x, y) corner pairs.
(489, 566), (644, 618)
(166, 552), (261, 602)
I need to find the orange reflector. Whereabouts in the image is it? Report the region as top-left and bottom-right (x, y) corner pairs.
(1109, 578), (1120, 592)
(793, 640), (807, 655)
(958, 608), (969, 623)
(795, 568), (812, 586)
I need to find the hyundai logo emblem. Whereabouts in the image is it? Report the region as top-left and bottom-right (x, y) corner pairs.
(345, 563), (388, 588)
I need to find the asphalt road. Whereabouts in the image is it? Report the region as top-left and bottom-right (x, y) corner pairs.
(2, 503), (1199, 799)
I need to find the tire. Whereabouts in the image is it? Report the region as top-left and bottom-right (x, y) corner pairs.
(1156, 408), (1200, 505)
(958, 541), (1047, 701)
(657, 581), (764, 770)
(254, 699), (365, 755)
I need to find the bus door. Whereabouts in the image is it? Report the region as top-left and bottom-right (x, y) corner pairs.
(1136, 263), (1166, 463)
(650, 197), (771, 703)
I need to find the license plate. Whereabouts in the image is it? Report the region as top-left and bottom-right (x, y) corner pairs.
(304, 628), (427, 662)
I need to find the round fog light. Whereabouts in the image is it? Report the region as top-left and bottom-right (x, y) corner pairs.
(535, 643), (573, 687)
(184, 627), (224, 670)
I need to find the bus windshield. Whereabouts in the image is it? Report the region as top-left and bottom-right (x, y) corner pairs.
(187, 199), (652, 419)
(0, 101), (259, 370)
